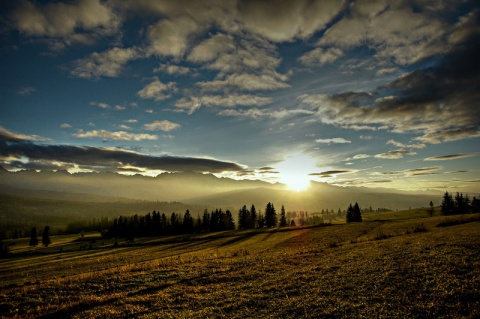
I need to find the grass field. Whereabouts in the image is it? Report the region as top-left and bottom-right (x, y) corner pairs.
(1, 212), (479, 318)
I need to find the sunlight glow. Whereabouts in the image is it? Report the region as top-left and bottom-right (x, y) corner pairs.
(276, 154), (317, 192)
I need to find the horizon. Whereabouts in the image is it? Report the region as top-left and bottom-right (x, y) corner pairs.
(1, 0), (479, 194)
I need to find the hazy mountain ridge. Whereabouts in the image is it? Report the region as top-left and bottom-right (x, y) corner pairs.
(0, 168), (442, 211)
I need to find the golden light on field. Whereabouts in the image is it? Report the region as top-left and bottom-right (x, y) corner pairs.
(276, 154), (316, 192)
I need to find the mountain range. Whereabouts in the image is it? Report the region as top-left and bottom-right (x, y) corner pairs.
(0, 167), (440, 212)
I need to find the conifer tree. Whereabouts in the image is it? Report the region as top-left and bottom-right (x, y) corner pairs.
(346, 204), (354, 223)
(441, 191), (455, 215)
(250, 204), (257, 229)
(29, 227), (38, 247)
(280, 205), (287, 227)
(265, 202), (277, 227)
(42, 226), (51, 247)
(353, 202), (362, 222)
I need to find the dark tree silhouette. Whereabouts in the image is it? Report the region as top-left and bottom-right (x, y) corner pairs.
(183, 210), (194, 233)
(441, 192), (455, 215)
(429, 201), (434, 217)
(280, 205), (287, 227)
(238, 205), (250, 230)
(346, 204), (354, 223)
(265, 202), (277, 227)
(472, 196), (480, 213)
(42, 226), (51, 247)
(29, 227), (38, 247)
(346, 203), (362, 222)
(250, 204), (257, 229)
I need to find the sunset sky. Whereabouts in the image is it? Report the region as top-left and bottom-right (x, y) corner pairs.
(1, 0), (479, 192)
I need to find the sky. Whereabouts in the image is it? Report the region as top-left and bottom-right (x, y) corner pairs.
(1, 0), (479, 193)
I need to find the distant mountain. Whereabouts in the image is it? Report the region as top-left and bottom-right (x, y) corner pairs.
(0, 169), (441, 211)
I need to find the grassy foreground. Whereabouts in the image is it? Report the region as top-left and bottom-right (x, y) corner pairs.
(1, 213), (479, 318)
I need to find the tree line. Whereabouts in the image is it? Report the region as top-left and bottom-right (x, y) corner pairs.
(441, 192), (480, 215)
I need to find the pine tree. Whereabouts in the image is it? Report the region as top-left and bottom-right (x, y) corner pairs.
(353, 202), (362, 222)
(280, 205), (287, 227)
(238, 205), (250, 230)
(265, 202), (277, 227)
(29, 227), (38, 247)
(472, 196), (480, 213)
(441, 191), (455, 215)
(346, 204), (354, 223)
(42, 226), (51, 247)
(183, 210), (194, 233)
(250, 204), (257, 229)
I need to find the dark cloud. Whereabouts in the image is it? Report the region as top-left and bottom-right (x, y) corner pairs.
(0, 130), (243, 173)
(301, 19), (480, 144)
(309, 170), (351, 178)
(377, 167), (441, 176)
(424, 153), (474, 161)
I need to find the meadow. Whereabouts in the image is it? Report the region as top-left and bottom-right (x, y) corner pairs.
(1, 212), (479, 318)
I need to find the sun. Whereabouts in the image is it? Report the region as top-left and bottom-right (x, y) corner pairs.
(276, 154), (316, 192)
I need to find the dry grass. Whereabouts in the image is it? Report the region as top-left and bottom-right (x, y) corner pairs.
(1, 214), (479, 318)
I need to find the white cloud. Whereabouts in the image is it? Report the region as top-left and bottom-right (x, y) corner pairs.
(175, 94), (273, 114)
(11, 0), (119, 50)
(137, 77), (177, 102)
(60, 123), (72, 129)
(124, 119), (138, 123)
(298, 47), (343, 66)
(143, 120), (181, 132)
(71, 47), (143, 79)
(198, 73), (289, 91)
(318, 1), (448, 65)
(90, 101), (110, 109)
(115, 105), (126, 111)
(74, 129), (157, 141)
(187, 33), (236, 63)
(315, 137), (351, 144)
(374, 149), (417, 159)
(147, 17), (203, 58)
(154, 63), (191, 75)
(237, 0), (345, 42)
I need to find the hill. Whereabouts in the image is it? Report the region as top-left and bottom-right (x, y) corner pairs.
(0, 169), (440, 212)
(1, 212), (479, 318)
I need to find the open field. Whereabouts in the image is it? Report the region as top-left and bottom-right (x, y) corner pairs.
(1, 213), (479, 318)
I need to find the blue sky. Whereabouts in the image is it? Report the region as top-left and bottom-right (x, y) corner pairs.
(1, 0), (479, 192)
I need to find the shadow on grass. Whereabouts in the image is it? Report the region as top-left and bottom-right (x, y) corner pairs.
(36, 296), (119, 319)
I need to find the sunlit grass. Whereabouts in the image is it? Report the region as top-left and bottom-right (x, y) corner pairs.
(1, 213), (479, 318)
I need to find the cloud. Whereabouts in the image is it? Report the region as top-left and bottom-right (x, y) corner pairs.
(124, 119), (138, 123)
(0, 126), (50, 142)
(137, 77), (177, 101)
(60, 123), (72, 129)
(10, 0), (119, 39)
(146, 17), (203, 58)
(377, 167), (441, 176)
(73, 129), (157, 141)
(300, 26), (480, 144)
(17, 86), (36, 95)
(298, 47), (343, 66)
(218, 108), (313, 120)
(89, 101), (110, 109)
(424, 154), (475, 161)
(237, 0), (345, 42)
(71, 47), (143, 79)
(187, 33), (236, 63)
(154, 63), (191, 75)
(174, 94), (272, 114)
(345, 154), (372, 161)
(317, 1), (449, 65)
(374, 149), (417, 159)
(309, 170), (352, 178)
(197, 73), (289, 91)
(115, 105), (126, 111)
(0, 129), (244, 173)
(143, 120), (181, 132)
(315, 137), (351, 144)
